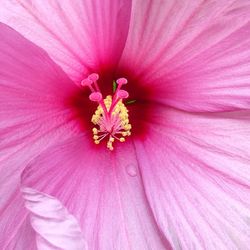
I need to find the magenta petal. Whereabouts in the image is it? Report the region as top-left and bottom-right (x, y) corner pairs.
(135, 105), (250, 249)
(0, 23), (79, 176)
(0, 23), (80, 247)
(119, 1), (250, 111)
(22, 187), (87, 250)
(0, 0), (131, 82)
(0, 22), (80, 163)
(21, 136), (171, 249)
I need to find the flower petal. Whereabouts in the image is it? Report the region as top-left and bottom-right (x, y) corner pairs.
(119, 0), (250, 111)
(22, 187), (87, 250)
(134, 105), (250, 249)
(0, 190), (37, 250)
(21, 136), (171, 249)
(0, 23), (80, 247)
(0, 22), (78, 179)
(0, 0), (131, 82)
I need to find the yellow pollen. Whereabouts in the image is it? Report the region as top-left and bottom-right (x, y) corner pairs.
(91, 95), (132, 150)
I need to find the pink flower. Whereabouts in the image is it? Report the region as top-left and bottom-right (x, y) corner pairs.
(1, 0), (250, 249)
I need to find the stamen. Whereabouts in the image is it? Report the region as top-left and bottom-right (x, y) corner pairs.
(89, 92), (102, 102)
(81, 79), (95, 92)
(117, 90), (129, 99)
(81, 73), (132, 150)
(88, 73), (100, 92)
(117, 77), (128, 87)
(88, 73), (99, 82)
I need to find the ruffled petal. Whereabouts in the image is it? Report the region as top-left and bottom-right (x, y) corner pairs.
(22, 188), (87, 250)
(20, 136), (171, 250)
(119, 0), (250, 111)
(0, 0), (131, 82)
(134, 105), (250, 249)
(0, 23), (80, 248)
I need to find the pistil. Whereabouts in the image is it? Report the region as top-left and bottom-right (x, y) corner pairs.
(81, 73), (132, 150)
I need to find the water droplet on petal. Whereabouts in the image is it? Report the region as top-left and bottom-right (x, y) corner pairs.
(126, 164), (137, 177)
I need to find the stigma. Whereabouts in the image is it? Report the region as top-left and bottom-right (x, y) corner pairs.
(81, 73), (132, 150)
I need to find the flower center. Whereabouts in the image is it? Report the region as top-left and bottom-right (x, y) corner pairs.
(81, 73), (132, 150)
